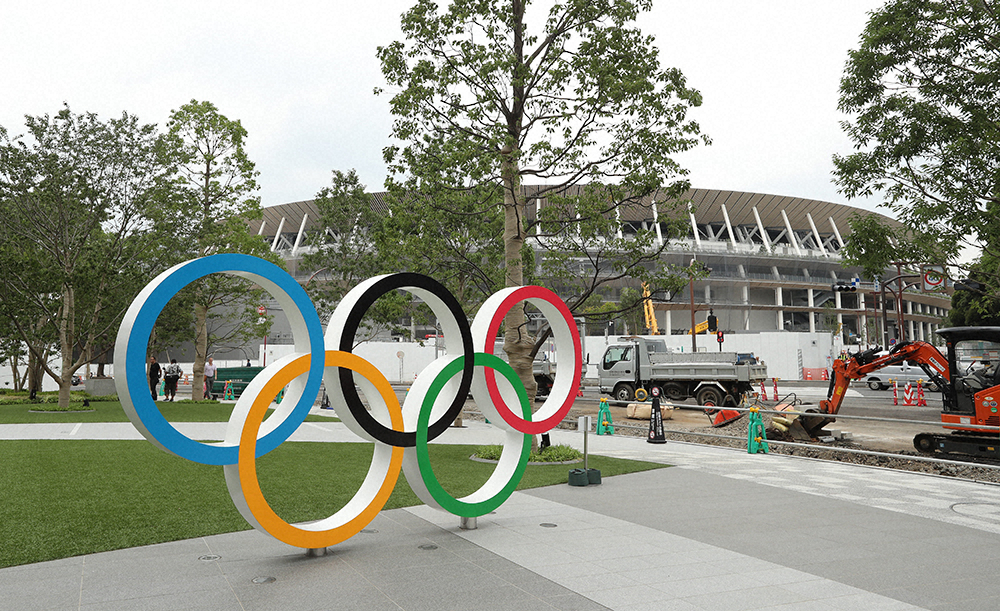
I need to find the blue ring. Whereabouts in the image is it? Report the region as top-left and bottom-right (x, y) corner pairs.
(124, 254), (325, 465)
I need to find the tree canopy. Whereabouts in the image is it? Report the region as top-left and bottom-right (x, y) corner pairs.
(834, 0), (1000, 302)
(371, 0), (707, 395)
(0, 106), (175, 406)
(164, 100), (275, 398)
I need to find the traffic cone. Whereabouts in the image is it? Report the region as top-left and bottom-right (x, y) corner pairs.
(596, 398), (614, 435)
(773, 378), (779, 401)
(903, 382), (914, 405)
(760, 380), (768, 401)
(647, 396), (666, 444)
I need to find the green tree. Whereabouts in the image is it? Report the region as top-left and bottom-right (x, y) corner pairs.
(164, 100), (275, 399)
(0, 106), (176, 407)
(834, 0), (1000, 297)
(377, 0), (707, 399)
(949, 250), (1000, 327)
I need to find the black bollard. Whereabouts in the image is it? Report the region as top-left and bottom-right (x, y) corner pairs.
(647, 395), (666, 444)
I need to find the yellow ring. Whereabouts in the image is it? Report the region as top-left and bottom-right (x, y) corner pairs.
(235, 350), (404, 548)
(635, 388), (648, 402)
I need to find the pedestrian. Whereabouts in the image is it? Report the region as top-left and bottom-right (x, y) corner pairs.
(148, 355), (161, 401)
(164, 359), (182, 402)
(204, 356), (216, 400)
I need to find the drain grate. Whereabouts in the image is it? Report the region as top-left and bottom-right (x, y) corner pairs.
(361, 528), (379, 534)
(198, 554), (221, 562)
(540, 523), (558, 528)
(251, 576), (276, 584)
(418, 544), (439, 550)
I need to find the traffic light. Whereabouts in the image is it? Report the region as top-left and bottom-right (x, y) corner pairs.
(832, 282), (856, 292)
(716, 330), (724, 343)
(707, 310), (718, 333)
(955, 278), (983, 292)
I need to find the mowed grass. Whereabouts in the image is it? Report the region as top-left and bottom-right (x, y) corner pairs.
(0, 440), (665, 568)
(0, 401), (337, 424)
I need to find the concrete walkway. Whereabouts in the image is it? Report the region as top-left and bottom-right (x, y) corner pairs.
(4, 413), (1000, 610)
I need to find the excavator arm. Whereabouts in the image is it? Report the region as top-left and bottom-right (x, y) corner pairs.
(810, 342), (950, 434)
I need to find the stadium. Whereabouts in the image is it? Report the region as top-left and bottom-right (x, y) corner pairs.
(254, 187), (951, 354)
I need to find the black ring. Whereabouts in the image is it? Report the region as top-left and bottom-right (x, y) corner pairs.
(337, 273), (473, 447)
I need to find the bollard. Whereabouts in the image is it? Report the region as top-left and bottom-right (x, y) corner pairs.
(893, 380), (898, 406)
(596, 398), (614, 435)
(747, 407), (769, 454)
(647, 396), (666, 444)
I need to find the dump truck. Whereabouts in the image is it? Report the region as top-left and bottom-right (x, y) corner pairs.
(598, 336), (768, 406)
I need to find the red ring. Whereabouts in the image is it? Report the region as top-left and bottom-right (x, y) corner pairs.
(482, 286), (582, 434)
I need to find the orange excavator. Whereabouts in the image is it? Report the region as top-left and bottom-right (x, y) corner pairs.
(806, 327), (1000, 458)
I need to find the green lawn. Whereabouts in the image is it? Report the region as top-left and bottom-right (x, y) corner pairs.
(0, 440), (665, 568)
(0, 401), (338, 424)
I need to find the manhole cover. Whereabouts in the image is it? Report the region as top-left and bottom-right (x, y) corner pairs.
(251, 576), (276, 584)
(539, 523), (558, 528)
(198, 554), (221, 562)
(951, 502), (1000, 522)
(418, 544), (439, 550)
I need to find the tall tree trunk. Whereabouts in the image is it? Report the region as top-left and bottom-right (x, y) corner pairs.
(501, 147), (538, 450)
(57, 285), (74, 408)
(192, 302), (208, 400)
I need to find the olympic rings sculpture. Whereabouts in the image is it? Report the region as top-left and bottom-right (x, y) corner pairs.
(115, 254), (582, 549)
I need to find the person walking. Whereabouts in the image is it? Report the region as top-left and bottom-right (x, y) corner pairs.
(203, 356), (217, 400)
(164, 359), (182, 402)
(148, 356), (162, 401)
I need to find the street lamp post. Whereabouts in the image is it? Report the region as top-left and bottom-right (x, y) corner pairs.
(880, 273), (919, 346)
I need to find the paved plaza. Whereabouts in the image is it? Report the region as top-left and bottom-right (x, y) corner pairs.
(4, 416), (1000, 610)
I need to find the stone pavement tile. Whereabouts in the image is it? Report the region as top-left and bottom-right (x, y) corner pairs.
(681, 583), (815, 611)
(651, 573), (768, 598)
(821, 592), (927, 610)
(545, 592), (615, 610)
(619, 600), (703, 611)
(77, 586), (245, 611)
(0, 573), (82, 611)
(79, 573), (232, 607)
(585, 584), (667, 608)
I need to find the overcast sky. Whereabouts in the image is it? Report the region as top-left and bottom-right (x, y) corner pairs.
(1, 0), (886, 212)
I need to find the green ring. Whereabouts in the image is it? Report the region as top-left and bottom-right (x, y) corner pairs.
(415, 352), (531, 517)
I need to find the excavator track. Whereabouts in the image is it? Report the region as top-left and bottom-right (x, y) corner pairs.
(913, 432), (1000, 459)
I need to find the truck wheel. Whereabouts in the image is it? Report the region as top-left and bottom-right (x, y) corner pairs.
(696, 387), (724, 407)
(663, 383), (686, 401)
(867, 380), (883, 391)
(634, 388), (648, 402)
(613, 383), (634, 402)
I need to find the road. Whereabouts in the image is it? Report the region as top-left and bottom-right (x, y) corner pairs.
(565, 383), (944, 453)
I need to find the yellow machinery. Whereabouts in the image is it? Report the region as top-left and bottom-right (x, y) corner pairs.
(642, 283), (659, 335)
